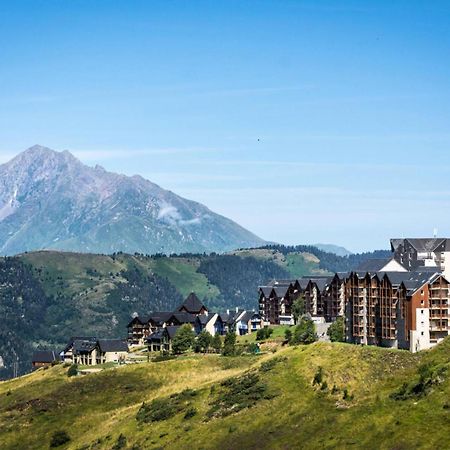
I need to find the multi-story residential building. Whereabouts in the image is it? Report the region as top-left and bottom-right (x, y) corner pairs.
(391, 238), (450, 279)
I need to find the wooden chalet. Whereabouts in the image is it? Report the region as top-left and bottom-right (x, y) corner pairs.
(177, 292), (208, 315)
(32, 350), (59, 368)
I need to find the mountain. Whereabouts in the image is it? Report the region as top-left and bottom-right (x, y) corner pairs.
(313, 243), (353, 257)
(0, 145), (265, 255)
(0, 337), (449, 449)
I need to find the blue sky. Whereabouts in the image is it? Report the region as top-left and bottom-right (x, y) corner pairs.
(1, 1), (450, 251)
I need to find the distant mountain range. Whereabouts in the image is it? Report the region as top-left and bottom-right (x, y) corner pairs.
(0, 145), (265, 255)
(313, 243), (353, 257)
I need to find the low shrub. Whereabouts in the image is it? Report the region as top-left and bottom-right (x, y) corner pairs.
(152, 354), (177, 363)
(50, 430), (71, 447)
(67, 364), (78, 377)
(259, 356), (287, 373)
(112, 434), (127, 450)
(184, 406), (197, 419)
(136, 388), (198, 423)
(206, 372), (270, 418)
(256, 327), (273, 341)
(312, 367), (323, 386)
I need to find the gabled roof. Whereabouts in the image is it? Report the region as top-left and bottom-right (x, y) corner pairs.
(178, 292), (207, 313)
(63, 337), (97, 353)
(259, 286), (274, 297)
(166, 325), (180, 339)
(32, 350), (58, 363)
(356, 258), (391, 272)
(168, 312), (196, 324)
(273, 286), (290, 298)
(98, 339), (128, 353)
(73, 339), (97, 354)
(149, 311), (173, 325)
(238, 310), (260, 323)
(391, 238), (447, 253)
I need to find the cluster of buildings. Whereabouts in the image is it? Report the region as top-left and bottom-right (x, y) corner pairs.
(32, 338), (129, 368)
(259, 238), (450, 353)
(128, 292), (264, 352)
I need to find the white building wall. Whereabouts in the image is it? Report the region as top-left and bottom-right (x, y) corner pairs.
(410, 308), (431, 353)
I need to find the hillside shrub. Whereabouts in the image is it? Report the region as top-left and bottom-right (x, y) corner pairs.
(50, 430), (71, 447)
(67, 364), (78, 377)
(256, 327), (273, 341)
(312, 367), (323, 386)
(259, 356), (287, 373)
(207, 372), (269, 418)
(390, 362), (448, 400)
(223, 331), (236, 356)
(284, 328), (292, 342)
(327, 317), (345, 342)
(152, 354), (176, 363)
(136, 389), (198, 423)
(184, 406), (197, 419)
(291, 318), (317, 345)
(212, 334), (222, 353)
(112, 434), (127, 450)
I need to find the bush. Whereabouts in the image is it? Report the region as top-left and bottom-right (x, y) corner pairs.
(50, 430), (71, 447)
(67, 364), (78, 377)
(246, 342), (260, 354)
(212, 334), (222, 353)
(327, 317), (345, 342)
(291, 318), (317, 345)
(259, 356), (287, 373)
(223, 331), (236, 356)
(256, 327), (273, 341)
(284, 328), (292, 342)
(152, 354), (177, 363)
(207, 372), (269, 418)
(184, 406), (197, 419)
(136, 389), (198, 423)
(172, 324), (195, 354)
(196, 330), (213, 353)
(112, 434), (127, 450)
(312, 367), (323, 386)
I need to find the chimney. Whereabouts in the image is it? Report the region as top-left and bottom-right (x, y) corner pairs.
(226, 309), (230, 315)
(235, 306), (239, 313)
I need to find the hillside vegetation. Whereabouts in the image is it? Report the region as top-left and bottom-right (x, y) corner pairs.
(0, 246), (389, 379)
(0, 338), (448, 449)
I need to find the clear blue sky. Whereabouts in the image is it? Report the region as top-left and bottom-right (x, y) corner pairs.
(1, 1), (450, 252)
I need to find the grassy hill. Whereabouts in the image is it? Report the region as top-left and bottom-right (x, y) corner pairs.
(0, 338), (448, 449)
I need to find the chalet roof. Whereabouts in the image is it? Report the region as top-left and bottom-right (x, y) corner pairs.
(238, 310), (259, 323)
(63, 337), (97, 353)
(32, 350), (58, 363)
(178, 292), (207, 314)
(259, 286), (274, 297)
(169, 312), (197, 324)
(149, 311), (173, 325)
(98, 340), (128, 353)
(273, 286), (290, 297)
(356, 258), (391, 272)
(146, 328), (166, 342)
(166, 325), (180, 339)
(391, 238), (448, 253)
(73, 339), (97, 354)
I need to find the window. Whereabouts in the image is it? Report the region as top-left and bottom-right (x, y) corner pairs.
(421, 309), (424, 314)
(421, 331), (424, 336)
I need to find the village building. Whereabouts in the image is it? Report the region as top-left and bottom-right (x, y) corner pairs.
(62, 337), (129, 365)
(32, 350), (59, 368)
(146, 326), (180, 353)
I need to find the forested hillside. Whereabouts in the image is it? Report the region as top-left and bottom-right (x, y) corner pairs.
(0, 245), (389, 379)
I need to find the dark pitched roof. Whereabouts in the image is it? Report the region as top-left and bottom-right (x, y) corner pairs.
(259, 286), (274, 297)
(168, 312), (196, 324)
(98, 340), (128, 353)
(391, 238), (447, 253)
(73, 339), (97, 354)
(178, 292), (207, 313)
(238, 310), (259, 323)
(166, 325), (180, 339)
(32, 350), (58, 363)
(63, 337), (97, 353)
(146, 328), (167, 342)
(273, 286), (290, 297)
(356, 258), (391, 272)
(149, 311), (173, 325)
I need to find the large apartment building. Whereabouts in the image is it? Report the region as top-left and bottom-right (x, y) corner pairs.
(259, 238), (450, 352)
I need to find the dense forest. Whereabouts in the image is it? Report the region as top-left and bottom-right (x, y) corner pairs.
(0, 245), (390, 379)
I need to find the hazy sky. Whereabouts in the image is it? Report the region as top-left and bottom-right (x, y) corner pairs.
(1, 1), (450, 252)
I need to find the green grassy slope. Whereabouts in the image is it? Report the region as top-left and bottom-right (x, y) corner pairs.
(1, 339), (448, 450)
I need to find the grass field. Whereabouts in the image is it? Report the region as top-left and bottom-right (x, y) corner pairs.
(1, 338), (448, 450)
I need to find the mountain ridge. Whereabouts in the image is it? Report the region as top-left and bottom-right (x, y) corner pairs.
(0, 145), (265, 255)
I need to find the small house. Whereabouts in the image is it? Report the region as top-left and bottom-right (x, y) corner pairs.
(32, 350), (59, 368)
